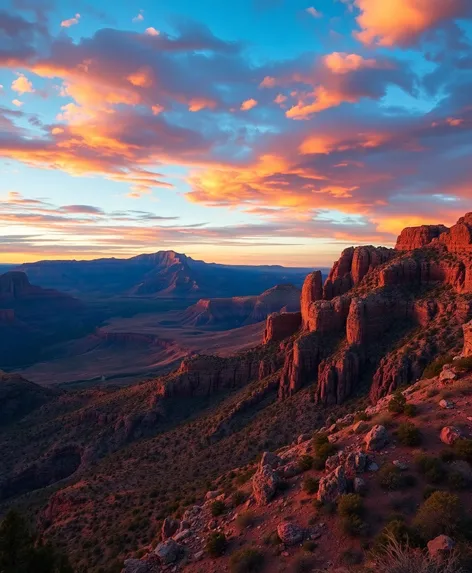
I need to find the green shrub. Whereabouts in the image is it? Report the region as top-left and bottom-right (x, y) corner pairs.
(210, 500), (226, 517)
(372, 519), (414, 554)
(341, 548), (363, 565)
(298, 455), (313, 472)
(453, 439), (472, 463)
(302, 477), (319, 495)
(413, 491), (462, 540)
(378, 465), (411, 491)
(312, 441), (337, 470)
(338, 494), (363, 518)
(388, 391), (406, 414)
(404, 404), (417, 417)
(341, 514), (368, 537)
(422, 485), (439, 500)
(454, 356), (472, 372)
(423, 355), (453, 379)
(448, 470), (468, 490)
(312, 432), (329, 449)
(230, 548), (264, 573)
(415, 454), (445, 483)
(236, 511), (256, 529)
(206, 532), (228, 557)
(397, 422), (422, 446)
(262, 531), (280, 546)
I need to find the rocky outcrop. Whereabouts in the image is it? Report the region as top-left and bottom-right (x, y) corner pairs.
(323, 246), (395, 300)
(463, 320), (472, 356)
(0, 372), (55, 426)
(316, 346), (362, 406)
(279, 333), (322, 398)
(301, 271), (323, 328)
(317, 466), (347, 503)
(277, 521), (304, 545)
(395, 225), (448, 251)
(252, 453), (281, 505)
(263, 311), (301, 344)
(157, 350), (270, 398)
(438, 213), (472, 253)
(304, 296), (351, 334)
(364, 425), (388, 451)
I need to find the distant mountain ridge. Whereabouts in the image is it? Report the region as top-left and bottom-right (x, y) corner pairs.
(17, 250), (316, 298)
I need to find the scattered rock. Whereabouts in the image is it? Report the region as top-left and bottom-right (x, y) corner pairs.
(280, 461), (301, 479)
(173, 529), (191, 543)
(367, 462), (379, 472)
(440, 426), (462, 445)
(259, 451), (282, 469)
(329, 423), (338, 433)
(353, 477), (367, 494)
(364, 425), (388, 451)
(161, 517), (179, 540)
(253, 463), (280, 505)
(393, 460), (409, 471)
(193, 550), (204, 561)
(440, 367), (457, 383)
(427, 535), (455, 560)
(205, 490), (220, 500)
(154, 539), (182, 564)
(297, 433), (311, 444)
(352, 421), (369, 434)
(277, 521), (304, 545)
(439, 399), (454, 409)
(317, 466), (347, 504)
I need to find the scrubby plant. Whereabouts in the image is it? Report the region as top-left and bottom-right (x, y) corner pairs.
(404, 403), (417, 417)
(378, 465), (413, 491)
(454, 356), (472, 373)
(302, 540), (317, 552)
(397, 422), (422, 446)
(413, 491), (462, 540)
(210, 500), (226, 517)
(311, 433), (337, 469)
(338, 494), (367, 537)
(292, 554), (314, 573)
(263, 531), (280, 546)
(230, 548), (264, 573)
(416, 454), (445, 483)
(388, 391), (407, 414)
(370, 535), (464, 573)
(298, 455), (313, 472)
(302, 476), (319, 495)
(453, 439), (472, 463)
(206, 532), (228, 557)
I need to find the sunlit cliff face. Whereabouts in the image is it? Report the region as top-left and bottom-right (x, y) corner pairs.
(1, 0), (472, 264)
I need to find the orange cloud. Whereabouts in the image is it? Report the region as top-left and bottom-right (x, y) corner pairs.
(260, 76), (276, 88)
(12, 99), (23, 107)
(240, 98), (258, 111)
(188, 98), (217, 112)
(287, 86), (355, 119)
(11, 74), (34, 94)
(323, 52), (381, 74)
(354, 0), (470, 46)
(61, 13), (80, 28)
(127, 67), (154, 88)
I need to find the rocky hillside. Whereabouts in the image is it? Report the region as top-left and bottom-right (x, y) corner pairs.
(18, 251), (313, 298)
(181, 284), (301, 330)
(3, 214), (472, 572)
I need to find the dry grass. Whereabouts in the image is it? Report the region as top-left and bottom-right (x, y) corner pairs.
(369, 535), (464, 573)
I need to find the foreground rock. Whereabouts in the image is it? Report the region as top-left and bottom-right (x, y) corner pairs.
(277, 521), (304, 545)
(440, 426), (462, 445)
(364, 425), (388, 451)
(317, 466), (347, 503)
(427, 535), (455, 560)
(154, 539), (182, 564)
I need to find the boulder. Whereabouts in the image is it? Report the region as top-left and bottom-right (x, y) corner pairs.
(259, 451), (282, 469)
(154, 539), (182, 564)
(427, 535), (455, 560)
(252, 464), (280, 505)
(439, 366), (457, 383)
(439, 399), (454, 409)
(353, 477), (367, 494)
(352, 420), (369, 434)
(392, 460), (409, 471)
(277, 521), (304, 546)
(364, 425), (388, 451)
(161, 517), (179, 540)
(317, 466), (347, 504)
(440, 426), (462, 445)
(297, 433), (311, 444)
(205, 490), (220, 500)
(325, 451), (366, 476)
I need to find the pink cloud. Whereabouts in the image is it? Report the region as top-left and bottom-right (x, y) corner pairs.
(306, 7), (322, 18)
(11, 73), (34, 94)
(354, 0), (472, 47)
(240, 98), (258, 111)
(61, 14), (80, 28)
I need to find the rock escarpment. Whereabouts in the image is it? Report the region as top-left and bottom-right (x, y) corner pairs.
(395, 224), (448, 251)
(262, 212), (472, 407)
(263, 311), (301, 344)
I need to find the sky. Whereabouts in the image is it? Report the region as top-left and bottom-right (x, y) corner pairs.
(1, 0), (472, 266)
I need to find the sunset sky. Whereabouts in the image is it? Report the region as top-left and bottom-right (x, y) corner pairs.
(1, 0), (472, 266)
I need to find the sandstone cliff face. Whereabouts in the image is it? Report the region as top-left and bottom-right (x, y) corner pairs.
(463, 320), (472, 357)
(157, 349), (283, 399)
(301, 271), (323, 328)
(395, 225), (448, 250)
(263, 311), (301, 344)
(323, 246), (395, 300)
(260, 213), (472, 407)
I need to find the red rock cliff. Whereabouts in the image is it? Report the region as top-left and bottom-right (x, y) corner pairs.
(395, 225), (448, 250)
